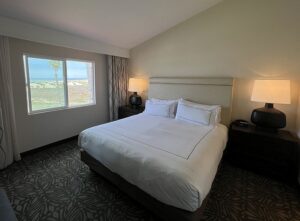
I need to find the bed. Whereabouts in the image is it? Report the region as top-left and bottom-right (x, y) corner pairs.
(79, 77), (234, 221)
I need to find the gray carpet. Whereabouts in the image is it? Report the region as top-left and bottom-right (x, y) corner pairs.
(0, 139), (299, 221)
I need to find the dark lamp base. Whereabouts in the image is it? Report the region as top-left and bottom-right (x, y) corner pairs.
(129, 92), (142, 106)
(251, 103), (286, 132)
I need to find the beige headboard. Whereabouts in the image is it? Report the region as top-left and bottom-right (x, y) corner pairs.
(148, 77), (234, 126)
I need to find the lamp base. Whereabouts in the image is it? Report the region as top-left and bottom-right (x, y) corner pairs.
(251, 103), (286, 132)
(129, 92), (142, 106)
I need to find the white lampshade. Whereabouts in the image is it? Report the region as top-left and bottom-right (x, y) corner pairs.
(128, 78), (147, 93)
(251, 80), (291, 104)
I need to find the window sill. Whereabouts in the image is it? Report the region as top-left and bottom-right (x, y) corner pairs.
(28, 103), (96, 115)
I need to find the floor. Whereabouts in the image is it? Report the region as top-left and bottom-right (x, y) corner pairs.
(0, 139), (299, 221)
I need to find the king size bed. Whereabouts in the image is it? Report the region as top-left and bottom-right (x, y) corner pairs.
(79, 77), (234, 221)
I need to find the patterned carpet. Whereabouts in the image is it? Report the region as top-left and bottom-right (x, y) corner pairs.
(0, 139), (299, 221)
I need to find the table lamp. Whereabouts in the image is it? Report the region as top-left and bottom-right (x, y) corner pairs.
(251, 80), (291, 132)
(128, 78), (147, 106)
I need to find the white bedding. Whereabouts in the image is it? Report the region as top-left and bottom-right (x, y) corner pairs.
(78, 114), (228, 212)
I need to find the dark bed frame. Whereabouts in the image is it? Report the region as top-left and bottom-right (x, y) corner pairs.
(81, 149), (209, 221)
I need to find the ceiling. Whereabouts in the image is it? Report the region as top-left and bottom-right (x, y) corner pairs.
(0, 0), (222, 49)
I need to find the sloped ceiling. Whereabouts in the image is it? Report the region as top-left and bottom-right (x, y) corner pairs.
(0, 0), (222, 49)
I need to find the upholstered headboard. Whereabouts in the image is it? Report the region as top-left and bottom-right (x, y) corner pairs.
(148, 77), (234, 126)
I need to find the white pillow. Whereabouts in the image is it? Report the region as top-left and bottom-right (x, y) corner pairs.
(175, 99), (221, 125)
(149, 98), (178, 118)
(144, 100), (174, 118)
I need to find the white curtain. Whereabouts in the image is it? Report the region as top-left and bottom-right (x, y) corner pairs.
(107, 55), (129, 121)
(0, 36), (20, 169)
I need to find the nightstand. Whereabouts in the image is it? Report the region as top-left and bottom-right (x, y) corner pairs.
(225, 123), (300, 184)
(118, 105), (145, 119)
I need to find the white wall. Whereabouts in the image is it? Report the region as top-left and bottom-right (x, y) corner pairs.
(130, 0), (300, 132)
(9, 38), (109, 152)
(0, 16), (129, 58)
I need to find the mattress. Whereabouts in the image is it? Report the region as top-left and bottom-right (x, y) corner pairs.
(78, 114), (228, 212)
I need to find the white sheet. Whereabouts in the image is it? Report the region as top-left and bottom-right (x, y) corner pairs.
(78, 114), (228, 212)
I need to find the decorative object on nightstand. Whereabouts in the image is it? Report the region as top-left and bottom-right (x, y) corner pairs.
(128, 78), (147, 107)
(251, 80), (291, 132)
(118, 105), (145, 119)
(225, 121), (300, 184)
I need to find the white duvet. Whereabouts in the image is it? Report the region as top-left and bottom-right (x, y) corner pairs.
(78, 114), (228, 212)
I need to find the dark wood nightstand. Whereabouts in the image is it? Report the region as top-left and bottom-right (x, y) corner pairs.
(118, 105), (145, 119)
(225, 123), (300, 184)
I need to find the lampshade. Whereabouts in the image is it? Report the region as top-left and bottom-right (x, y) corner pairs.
(251, 80), (291, 104)
(128, 78), (147, 93)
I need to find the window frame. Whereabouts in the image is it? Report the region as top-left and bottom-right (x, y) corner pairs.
(23, 53), (96, 115)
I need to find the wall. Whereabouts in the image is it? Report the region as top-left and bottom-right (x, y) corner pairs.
(130, 0), (300, 132)
(0, 16), (129, 58)
(297, 89), (300, 138)
(9, 38), (109, 152)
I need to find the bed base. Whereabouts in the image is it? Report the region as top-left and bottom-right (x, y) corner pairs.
(80, 149), (208, 221)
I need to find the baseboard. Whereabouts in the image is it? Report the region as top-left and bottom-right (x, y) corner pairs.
(21, 135), (78, 157)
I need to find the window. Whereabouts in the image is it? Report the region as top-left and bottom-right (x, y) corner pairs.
(23, 55), (95, 114)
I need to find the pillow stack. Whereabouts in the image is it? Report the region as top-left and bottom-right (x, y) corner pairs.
(175, 99), (221, 126)
(144, 98), (221, 126)
(144, 99), (178, 118)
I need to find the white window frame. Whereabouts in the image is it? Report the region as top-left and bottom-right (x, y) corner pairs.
(23, 54), (96, 115)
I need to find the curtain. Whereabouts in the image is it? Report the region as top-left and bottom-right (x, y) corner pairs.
(0, 36), (20, 169)
(107, 55), (129, 121)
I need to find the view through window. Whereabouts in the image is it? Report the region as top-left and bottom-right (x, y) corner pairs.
(24, 55), (95, 113)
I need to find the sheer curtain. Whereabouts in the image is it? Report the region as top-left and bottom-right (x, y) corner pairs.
(107, 55), (129, 121)
(0, 36), (20, 169)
